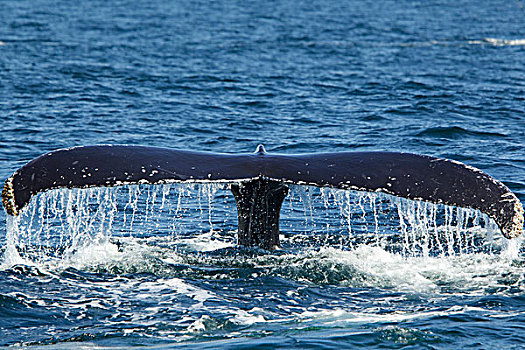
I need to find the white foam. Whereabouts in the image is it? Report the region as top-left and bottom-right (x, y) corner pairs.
(231, 308), (267, 325)
(187, 315), (212, 333)
(323, 246), (438, 292)
(468, 38), (525, 46)
(285, 244), (523, 294)
(175, 231), (235, 252)
(293, 304), (496, 326)
(62, 241), (123, 269)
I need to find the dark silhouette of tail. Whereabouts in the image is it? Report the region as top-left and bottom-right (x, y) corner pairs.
(2, 145), (523, 248)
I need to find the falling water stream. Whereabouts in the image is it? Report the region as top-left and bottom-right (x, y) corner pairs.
(3, 183), (510, 267)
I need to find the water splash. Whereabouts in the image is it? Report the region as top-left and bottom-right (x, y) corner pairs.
(1, 182), (519, 270)
(281, 185), (504, 256)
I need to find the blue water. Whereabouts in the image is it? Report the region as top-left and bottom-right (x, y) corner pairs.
(1, 0), (525, 348)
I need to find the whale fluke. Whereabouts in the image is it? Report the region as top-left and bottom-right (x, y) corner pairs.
(2, 145), (523, 248)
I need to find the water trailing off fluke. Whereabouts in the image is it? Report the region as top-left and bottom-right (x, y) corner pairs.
(2, 145), (523, 249)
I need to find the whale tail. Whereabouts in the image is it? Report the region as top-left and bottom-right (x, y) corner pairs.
(2, 145), (523, 249)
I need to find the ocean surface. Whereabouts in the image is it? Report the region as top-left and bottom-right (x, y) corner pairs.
(1, 0), (524, 348)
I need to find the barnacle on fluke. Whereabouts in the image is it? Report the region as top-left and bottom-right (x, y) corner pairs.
(2, 176), (17, 216)
(2, 145), (523, 248)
